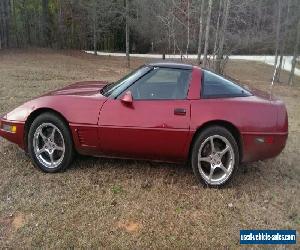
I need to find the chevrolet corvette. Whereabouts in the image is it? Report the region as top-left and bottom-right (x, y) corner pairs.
(0, 62), (288, 187)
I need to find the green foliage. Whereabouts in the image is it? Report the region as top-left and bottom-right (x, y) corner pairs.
(111, 185), (124, 194)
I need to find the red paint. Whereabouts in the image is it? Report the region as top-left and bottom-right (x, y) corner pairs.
(265, 136), (274, 144)
(0, 67), (288, 164)
(187, 66), (201, 100)
(98, 99), (190, 160)
(120, 91), (133, 104)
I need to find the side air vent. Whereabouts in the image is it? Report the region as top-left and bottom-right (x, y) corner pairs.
(77, 129), (87, 146)
(76, 127), (98, 148)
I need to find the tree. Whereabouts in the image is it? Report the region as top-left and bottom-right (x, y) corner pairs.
(185, 0), (190, 56)
(42, 0), (50, 47)
(0, 0), (11, 49)
(203, 0), (213, 67)
(125, 0), (130, 67)
(197, 0), (205, 65)
(273, 0), (282, 70)
(212, 0), (223, 63)
(0, 0), (298, 82)
(215, 0), (230, 74)
(288, 16), (300, 85)
(274, 0), (291, 82)
(92, 0), (98, 55)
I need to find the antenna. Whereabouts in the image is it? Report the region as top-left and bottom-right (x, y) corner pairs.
(270, 64), (278, 100)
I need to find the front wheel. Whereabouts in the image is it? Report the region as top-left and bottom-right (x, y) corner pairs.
(191, 126), (239, 187)
(28, 112), (75, 173)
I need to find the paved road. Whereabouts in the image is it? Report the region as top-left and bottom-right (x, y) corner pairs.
(85, 51), (300, 76)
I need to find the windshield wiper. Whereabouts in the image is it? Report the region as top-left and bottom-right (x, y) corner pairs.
(100, 82), (114, 96)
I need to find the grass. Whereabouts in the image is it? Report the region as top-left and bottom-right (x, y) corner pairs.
(0, 49), (299, 248)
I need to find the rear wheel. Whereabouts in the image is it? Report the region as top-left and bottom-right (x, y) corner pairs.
(191, 126), (239, 187)
(28, 112), (74, 172)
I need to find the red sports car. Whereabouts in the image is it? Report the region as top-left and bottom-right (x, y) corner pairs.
(0, 62), (288, 187)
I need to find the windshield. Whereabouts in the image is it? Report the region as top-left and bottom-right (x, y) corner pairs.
(100, 66), (151, 97)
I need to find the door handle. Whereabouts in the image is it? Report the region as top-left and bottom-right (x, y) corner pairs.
(174, 108), (186, 116)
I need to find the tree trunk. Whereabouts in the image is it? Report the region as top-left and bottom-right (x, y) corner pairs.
(213, 0), (223, 63)
(70, 4), (74, 48)
(273, 0), (281, 69)
(185, 0), (190, 57)
(42, 0), (49, 47)
(25, 6), (31, 46)
(197, 0), (205, 65)
(216, 0), (230, 74)
(0, 0), (3, 49)
(275, 0), (291, 82)
(2, 0), (7, 48)
(288, 17), (300, 85)
(256, 0), (262, 32)
(0, 0), (10, 48)
(276, 45), (284, 81)
(20, 0), (30, 46)
(202, 0), (212, 68)
(93, 0), (97, 55)
(125, 0), (130, 68)
(93, 22), (97, 55)
(11, 0), (19, 48)
(57, 0), (64, 49)
(5, 0), (10, 47)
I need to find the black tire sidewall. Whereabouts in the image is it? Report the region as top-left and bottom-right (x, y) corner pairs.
(28, 112), (74, 173)
(191, 126), (239, 188)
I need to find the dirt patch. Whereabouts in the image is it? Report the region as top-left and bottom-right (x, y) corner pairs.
(117, 221), (141, 233)
(0, 212), (28, 241)
(11, 213), (27, 230)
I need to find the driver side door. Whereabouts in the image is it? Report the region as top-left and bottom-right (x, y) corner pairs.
(98, 67), (192, 161)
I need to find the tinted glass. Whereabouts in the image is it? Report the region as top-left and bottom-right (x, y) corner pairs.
(128, 67), (192, 100)
(101, 66), (151, 97)
(202, 70), (252, 98)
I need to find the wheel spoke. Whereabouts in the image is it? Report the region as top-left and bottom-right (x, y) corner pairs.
(199, 157), (211, 163)
(37, 146), (46, 155)
(54, 145), (64, 152)
(210, 137), (215, 153)
(208, 166), (215, 181)
(220, 145), (229, 157)
(39, 129), (48, 143)
(218, 163), (228, 174)
(50, 127), (56, 141)
(49, 152), (54, 167)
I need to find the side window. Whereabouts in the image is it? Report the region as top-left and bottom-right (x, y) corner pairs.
(128, 68), (192, 100)
(202, 70), (252, 98)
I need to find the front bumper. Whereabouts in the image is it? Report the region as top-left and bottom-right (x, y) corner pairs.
(0, 115), (26, 149)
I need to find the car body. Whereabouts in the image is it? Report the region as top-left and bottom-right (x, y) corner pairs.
(0, 62), (288, 186)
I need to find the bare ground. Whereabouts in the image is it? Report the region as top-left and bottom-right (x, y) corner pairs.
(0, 49), (299, 248)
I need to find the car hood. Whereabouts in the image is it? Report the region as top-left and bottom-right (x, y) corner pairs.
(46, 81), (108, 97)
(3, 81), (109, 122)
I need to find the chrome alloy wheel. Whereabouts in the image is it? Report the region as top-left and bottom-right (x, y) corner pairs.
(33, 123), (65, 169)
(197, 135), (235, 185)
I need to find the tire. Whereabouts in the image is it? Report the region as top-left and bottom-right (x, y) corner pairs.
(191, 126), (239, 188)
(28, 112), (75, 173)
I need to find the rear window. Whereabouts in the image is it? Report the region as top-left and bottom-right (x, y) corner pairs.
(201, 70), (252, 98)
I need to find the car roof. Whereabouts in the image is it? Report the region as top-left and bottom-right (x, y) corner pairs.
(146, 62), (193, 70)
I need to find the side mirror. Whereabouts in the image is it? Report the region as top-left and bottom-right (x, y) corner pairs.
(121, 91), (133, 104)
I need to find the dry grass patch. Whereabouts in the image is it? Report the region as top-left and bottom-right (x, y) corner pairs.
(0, 49), (299, 248)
